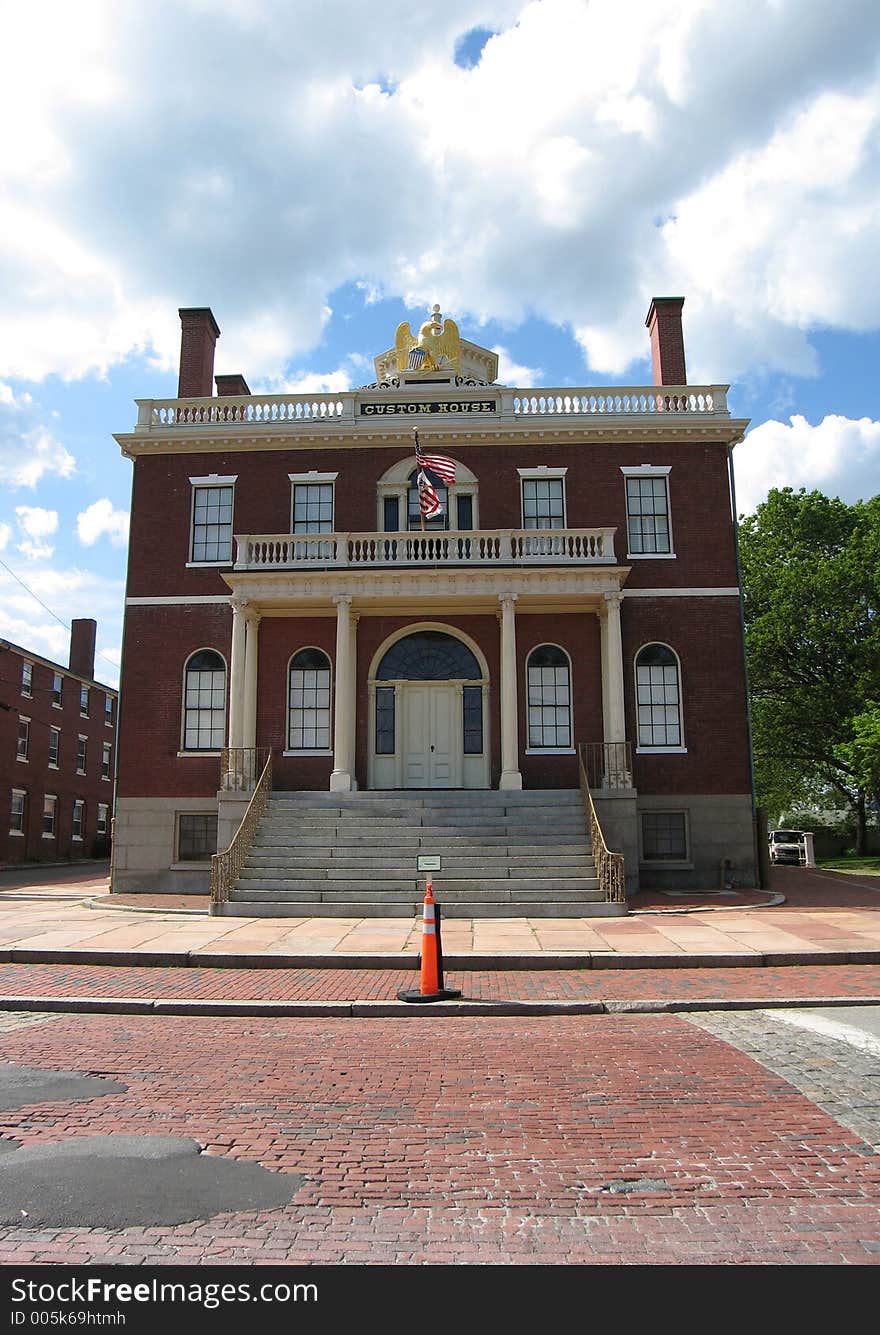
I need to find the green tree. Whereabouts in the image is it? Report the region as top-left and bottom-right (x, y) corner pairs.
(739, 488), (880, 851)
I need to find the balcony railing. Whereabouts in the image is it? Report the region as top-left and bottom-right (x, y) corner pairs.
(133, 383), (730, 430)
(234, 527), (617, 571)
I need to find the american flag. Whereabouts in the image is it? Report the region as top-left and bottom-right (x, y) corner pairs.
(417, 470), (443, 519)
(413, 429), (457, 484)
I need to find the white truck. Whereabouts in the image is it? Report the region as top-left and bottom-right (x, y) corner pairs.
(768, 829), (807, 866)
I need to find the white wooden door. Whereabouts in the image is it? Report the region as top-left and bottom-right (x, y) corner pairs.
(402, 686), (458, 788)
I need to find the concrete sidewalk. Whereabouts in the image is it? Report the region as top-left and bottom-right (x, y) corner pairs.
(0, 861), (878, 968)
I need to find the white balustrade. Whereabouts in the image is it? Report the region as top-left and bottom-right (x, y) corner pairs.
(134, 384), (728, 430)
(235, 528), (616, 571)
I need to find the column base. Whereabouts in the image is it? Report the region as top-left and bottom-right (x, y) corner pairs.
(329, 770), (353, 793)
(499, 769), (523, 791)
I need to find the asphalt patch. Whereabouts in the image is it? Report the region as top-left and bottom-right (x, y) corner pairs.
(0, 1063), (127, 1110)
(0, 1135), (303, 1227)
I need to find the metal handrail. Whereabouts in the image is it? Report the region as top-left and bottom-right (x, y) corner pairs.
(210, 750), (273, 906)
(578, 744), (626, 904)
(581, 741), (633, 790)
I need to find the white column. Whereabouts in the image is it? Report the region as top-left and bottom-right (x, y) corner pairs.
(242, 609), (261, 750)
(330, 595), (354, 792)
(227, 595), (248, 751)
(498, 592), (522, 790)
(601, 591), (626, 744)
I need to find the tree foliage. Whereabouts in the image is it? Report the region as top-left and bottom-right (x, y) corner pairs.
(738, 488), (880, 848)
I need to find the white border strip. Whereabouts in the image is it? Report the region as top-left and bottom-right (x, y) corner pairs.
(126, 596), (231, 606)
(761, 1009), (880, 1058)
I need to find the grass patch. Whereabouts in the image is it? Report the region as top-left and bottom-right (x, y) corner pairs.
(817, 856), (880, 876)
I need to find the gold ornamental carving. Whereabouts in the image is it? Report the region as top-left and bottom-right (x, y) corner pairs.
(395, 305), (461, 373)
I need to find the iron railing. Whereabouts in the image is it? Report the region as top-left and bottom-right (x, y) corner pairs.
(578, 744), (626, 904)
(211, 750), (273, 907)
(220, 747), (271, 792)
(581, 741), (633, 790)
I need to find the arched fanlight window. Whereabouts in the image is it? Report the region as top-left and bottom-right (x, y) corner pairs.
(376, 631), (481, 681)
(527, 645), (572, 749)
(288, 648), (332, 750)
(635, 643), (682, 747)
(183, 650), (226, 751)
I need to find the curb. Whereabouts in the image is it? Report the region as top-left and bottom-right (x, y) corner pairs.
(1, 994), (879, 1019)
(2, 947), (880, 970)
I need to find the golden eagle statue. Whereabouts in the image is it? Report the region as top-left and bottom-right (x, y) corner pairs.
(395, 305), (461, 373)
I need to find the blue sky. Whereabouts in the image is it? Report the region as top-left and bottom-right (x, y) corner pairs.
(2, 0), (879, 688)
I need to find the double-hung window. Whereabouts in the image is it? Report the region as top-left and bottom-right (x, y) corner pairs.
(189, 476), (236, 564)
(290, 474), (337, 533)
(635, 644), (684, 750)
(17, 719), (29, 762)
(52, 673), (63, 707)
(21, 661), (33, 696)
(43, 795), (57, 838)
(182, 652), (226, 752)
(80, 684), (89, 716)
(72, 800), (85, 841)
(49, 727), (60, 768)
(519, 468), (567, 529)
(10, 790), (26, 835)
(102, 742), (113, 779)
(76, 736), (88, 774)
(288, 649), (332, 752)
(622, 465), (673, 556)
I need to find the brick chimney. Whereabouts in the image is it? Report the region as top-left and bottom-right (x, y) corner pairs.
(645, 297), (686, 386)
(69, 619), (96, 680)
(177, 307), (220, 398)
(215, 373), (250, 396)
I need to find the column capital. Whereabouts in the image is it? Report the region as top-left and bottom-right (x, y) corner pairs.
(332, 594), (353, 609)
(499, 592), (518, 609)
(244, 606), (261, 626)
(230, 594), (249, 615)
(603, 591), (623, 613)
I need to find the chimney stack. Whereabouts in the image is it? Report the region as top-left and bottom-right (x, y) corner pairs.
(215, 373), (250, 396)
(177, 307), (220, 398)
(645, 297), (686, 386)
(69, 619), (97, 680)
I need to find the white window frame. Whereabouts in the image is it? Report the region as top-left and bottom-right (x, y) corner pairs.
(72, 799), (85, 841)
(102, 741), (113, 780)
(76, 735), (88, 775)
(634, 642), (687, 753)
(104, 695), (114, 727)
(52, 672), (63, 708)
(285, 648), (333, 755)
(10, 789), (26, 836)
(42, 794), (57, 839)
(21, 661), (33, 697)
(180, 649), (227, 754)
(518, 467), (568, 530)
(48, 727), (61, 769)
(621, 465), (675, 559)
(525, 643), (575, 754)
(187, 474), (237, 567)
(97, 803), (109, 836)
(289, 472), (338, 534)
(17, 717), (30, 762)
(79, 684), (89, 717)
(639, 809), (691, 866)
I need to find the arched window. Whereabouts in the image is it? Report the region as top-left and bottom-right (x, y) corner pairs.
(376, 631), (481, 681)
(527, 645), (572, 749)
(183, 650), (226, 751)
(288, 649), (332, 751)
(635, 644), (682, 748)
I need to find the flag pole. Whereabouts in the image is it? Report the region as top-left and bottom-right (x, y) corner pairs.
(413, 428), (426, 532)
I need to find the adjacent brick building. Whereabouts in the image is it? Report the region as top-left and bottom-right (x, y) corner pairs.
(112, 299), (757, 897)
(1, 620), (117, 866)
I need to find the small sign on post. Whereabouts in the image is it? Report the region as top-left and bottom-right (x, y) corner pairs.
(417, 854), (441, 872)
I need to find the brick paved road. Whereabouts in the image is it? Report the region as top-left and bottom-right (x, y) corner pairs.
(0, 961), (879, 1008)
(0, 1009), (878, 1264)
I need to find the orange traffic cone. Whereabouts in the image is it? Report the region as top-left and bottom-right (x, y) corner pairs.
(397, 877), (462, 1003)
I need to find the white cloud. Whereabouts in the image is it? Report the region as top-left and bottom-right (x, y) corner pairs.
(0, 563), (124, 686)
(0, 522), (10, 551)
(76, 498), (130, 547)
(732, 414), (880, 515)
(0, 0), (877, 386)
(493, 346), (540, 387)
(15, 506), (59, 539)
(0, 384), (76, 487)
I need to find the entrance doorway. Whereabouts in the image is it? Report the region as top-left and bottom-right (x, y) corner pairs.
(368, 628), (490, 790)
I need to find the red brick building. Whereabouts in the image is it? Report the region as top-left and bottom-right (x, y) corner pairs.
(111, 299), (757, 901)
(1, 620), (117, 866)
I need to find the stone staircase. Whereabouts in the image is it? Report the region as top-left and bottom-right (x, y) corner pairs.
(215, 789), (625, 918)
